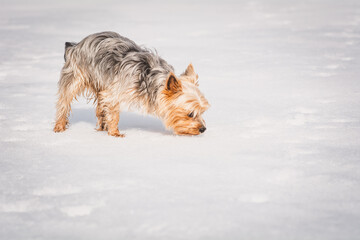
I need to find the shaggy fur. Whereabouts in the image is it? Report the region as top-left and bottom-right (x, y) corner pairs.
(54, 31), (209, 137)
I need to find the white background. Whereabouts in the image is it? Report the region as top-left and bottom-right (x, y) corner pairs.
(1, 0), (360, 239)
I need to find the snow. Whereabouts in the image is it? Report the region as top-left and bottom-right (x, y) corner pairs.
(1, 0), (360, 239)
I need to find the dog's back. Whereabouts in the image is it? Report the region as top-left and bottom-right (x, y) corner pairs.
(63, 31), (140, 78)
(63, 32), (172, 90)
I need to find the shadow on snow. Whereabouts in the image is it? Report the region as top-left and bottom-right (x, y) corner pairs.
(69, 107), (170, 135)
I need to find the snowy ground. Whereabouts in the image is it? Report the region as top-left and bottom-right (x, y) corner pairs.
(1, 0), (360, 239)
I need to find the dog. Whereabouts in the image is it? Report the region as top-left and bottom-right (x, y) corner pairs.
(53, 32), (209, 137)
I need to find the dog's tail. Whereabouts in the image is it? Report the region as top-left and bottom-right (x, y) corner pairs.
(64, 42), (76, 62)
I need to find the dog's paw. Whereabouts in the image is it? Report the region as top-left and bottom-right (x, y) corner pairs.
(54, 123), (66, 132)
(114, 133), (125, 138)
(108, 130), (125, 138)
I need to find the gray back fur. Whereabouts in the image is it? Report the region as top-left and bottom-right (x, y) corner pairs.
(65, 31), (174, 105)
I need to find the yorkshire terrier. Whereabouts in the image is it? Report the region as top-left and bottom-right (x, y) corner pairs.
(54, 32), (209, 137)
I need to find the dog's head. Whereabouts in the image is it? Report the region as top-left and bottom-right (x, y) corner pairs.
(160, 64), (210, 135)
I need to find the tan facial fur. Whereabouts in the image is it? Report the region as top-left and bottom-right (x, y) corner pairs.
(159, 64), (210, 135)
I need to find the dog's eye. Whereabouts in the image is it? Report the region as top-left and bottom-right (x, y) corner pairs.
(188, 112), (194, 118)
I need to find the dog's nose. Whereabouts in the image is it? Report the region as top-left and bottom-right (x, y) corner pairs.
(199, 127), (206, 133)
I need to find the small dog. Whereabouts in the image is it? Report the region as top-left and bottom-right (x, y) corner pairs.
(54, 32), (209, 137)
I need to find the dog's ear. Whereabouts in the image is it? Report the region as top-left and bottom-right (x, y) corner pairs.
(166, 72), (182, 93)
(184, 63), (196, 76)
(182, 63), (199, 85)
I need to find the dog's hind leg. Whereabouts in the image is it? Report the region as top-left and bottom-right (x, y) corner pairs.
(54, 69), (84, 132)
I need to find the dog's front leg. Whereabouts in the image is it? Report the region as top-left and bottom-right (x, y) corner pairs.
(105, 103), (124, 138)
